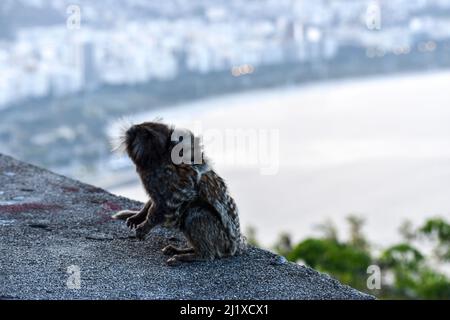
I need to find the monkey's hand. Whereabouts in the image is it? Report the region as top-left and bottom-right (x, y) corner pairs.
(126, 214), (147, 229)
(113, 200), (153, 230)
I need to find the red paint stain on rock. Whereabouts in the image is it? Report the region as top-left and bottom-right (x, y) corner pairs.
(0, 203), (63, 213)
(102, 201), (122, 211)
(61, 186), (80, 193)
(87, 186), (104, 193)
(95, 211), (114, 224)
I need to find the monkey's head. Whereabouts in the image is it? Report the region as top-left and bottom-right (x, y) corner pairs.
(124, 121), (173, 168)
(119, 120), (205, 169)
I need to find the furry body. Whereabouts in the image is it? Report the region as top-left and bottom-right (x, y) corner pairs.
(113, 122), (245, 265)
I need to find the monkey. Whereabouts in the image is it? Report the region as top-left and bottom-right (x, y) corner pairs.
(112, 121), (246, 266)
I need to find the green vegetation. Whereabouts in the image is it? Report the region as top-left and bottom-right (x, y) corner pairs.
(248, 216), (450, 299)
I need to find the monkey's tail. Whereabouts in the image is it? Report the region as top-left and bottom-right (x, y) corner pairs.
(111, 210), (136, 220)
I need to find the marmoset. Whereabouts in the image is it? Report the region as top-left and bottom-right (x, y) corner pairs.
(112, 121), (246, 266)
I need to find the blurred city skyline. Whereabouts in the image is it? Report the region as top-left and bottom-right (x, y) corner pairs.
(1, 0), (450, 108)
(1, 1), (450, 178)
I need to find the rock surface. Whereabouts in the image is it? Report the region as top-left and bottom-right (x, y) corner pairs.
(0, 154), (374, 300)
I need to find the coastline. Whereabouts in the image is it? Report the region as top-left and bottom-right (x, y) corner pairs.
(105, 70), (450, 247)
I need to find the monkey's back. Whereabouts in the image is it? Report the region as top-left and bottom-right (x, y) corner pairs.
(197, 169), (244, 250)
(141, 162), (246, 255)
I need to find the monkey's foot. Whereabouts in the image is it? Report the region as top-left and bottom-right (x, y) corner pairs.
(162, 245), (194, 256)
(166, 253), (208, 266)
(166, 256), (181, 266)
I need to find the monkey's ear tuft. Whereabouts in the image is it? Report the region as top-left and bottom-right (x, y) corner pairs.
(110, 135), (127, 154)
(110, 117), (134, 153)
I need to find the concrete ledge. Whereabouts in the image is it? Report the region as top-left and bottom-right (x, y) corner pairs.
(0, 154), (373, 299)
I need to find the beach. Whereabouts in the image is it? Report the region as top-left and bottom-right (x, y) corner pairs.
(107, 71), (450, 247)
